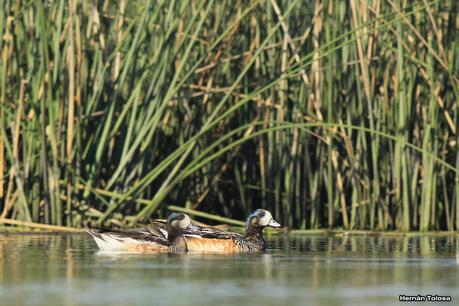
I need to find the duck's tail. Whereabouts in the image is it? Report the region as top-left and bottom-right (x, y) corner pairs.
(85, 229), (131, 251)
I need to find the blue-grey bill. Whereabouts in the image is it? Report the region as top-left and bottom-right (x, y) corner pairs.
(268, 219), (281, 228)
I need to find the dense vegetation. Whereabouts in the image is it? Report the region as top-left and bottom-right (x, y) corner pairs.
(0, 0), (457, 231)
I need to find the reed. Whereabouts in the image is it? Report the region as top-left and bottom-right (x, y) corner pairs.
(0, 0), (457, 231)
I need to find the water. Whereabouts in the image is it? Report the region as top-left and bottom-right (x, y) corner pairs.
(0, 233), (457, 306)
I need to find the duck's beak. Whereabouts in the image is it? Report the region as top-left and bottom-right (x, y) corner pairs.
(268, 219), (281, 228)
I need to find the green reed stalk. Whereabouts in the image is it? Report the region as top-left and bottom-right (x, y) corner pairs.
(0, 0), (457, 232)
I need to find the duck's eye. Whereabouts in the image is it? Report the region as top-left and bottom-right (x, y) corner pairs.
(258, 213), (272, 226)
(179, 215), (191, 229)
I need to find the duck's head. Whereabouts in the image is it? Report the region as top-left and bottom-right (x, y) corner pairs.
(166, 213), (192, 233)
(246, 209), (281, 230)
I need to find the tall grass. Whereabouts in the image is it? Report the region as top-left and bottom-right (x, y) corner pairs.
(0, 0), (457, 231)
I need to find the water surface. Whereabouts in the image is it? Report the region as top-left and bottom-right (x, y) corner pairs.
(0, 233), (457, 306)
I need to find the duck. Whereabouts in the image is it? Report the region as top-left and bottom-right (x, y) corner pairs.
(85, 213), (192, 253)
(154, 209), (281, 253)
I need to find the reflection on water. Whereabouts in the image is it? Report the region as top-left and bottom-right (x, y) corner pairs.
(0, 234), (457, 306)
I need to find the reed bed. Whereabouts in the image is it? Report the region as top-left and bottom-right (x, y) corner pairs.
(0, 0), (457, 231)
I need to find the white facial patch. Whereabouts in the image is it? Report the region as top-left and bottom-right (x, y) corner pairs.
(170, 219), (180, 229)
(258, 210), (272, 226)
(178, 214), (191, 229)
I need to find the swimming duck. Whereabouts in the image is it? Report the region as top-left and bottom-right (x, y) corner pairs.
(154, 209), (281, 253)
(86, 213), (192, 253)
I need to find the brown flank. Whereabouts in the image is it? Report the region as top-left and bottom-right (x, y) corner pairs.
(186, 238), (237, 253)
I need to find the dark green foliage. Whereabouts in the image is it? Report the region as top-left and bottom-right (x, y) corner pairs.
(0, 0), (457, 231)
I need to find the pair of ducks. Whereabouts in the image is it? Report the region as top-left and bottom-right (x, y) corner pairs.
(86, 209), (281, 253)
